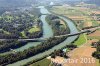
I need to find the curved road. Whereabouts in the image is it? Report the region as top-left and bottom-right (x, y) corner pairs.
(7, 6), (79, 66)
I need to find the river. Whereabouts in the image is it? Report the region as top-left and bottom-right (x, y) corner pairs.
(0, 7), (53, 55)
(7, 6), (78, 66)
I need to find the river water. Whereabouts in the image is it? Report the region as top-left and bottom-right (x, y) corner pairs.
(7, 6), (78, 66)
(0, 7), (53, 55)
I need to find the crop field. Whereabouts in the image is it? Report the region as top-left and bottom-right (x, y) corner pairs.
(50, 6), (99, 29)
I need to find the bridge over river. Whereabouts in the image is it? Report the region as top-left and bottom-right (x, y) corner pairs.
(18, 26), (100, 41)
(18, 30), (90, 41)
(55, 26), (100, 38)
(5, 6), (100, 66)
(1, 26), (99, 42)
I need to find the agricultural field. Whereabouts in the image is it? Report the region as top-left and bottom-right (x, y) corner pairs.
(50, 6), (100, 29)
(0, 1), (100, 66)
(48, 5), (100, 66)
(88, 30), (100, 40)
(31, 58), (51, 66)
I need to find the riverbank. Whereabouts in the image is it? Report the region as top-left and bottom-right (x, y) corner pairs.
(0, 7), (53, 56)
(46, 14), (70, 36)
(6, 6), (78, 66)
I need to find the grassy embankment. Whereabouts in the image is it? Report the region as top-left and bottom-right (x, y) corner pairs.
(96, 59), (100, 66)
(32, 58), (52, 66)
(74, 34), (87, 46)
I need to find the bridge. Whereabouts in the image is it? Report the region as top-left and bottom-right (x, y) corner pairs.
(54, 30), (90, 38)
(41, 14), (51, 15)
(18, 38), (47, 42)
(18, 28), (98, 41)
(0, 38), (47, 42)
(0, 26), (100, 41)
(55, 26), (100, 38)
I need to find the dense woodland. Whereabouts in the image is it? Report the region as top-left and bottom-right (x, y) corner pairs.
(92, 41), (100, 62)
(0, 8), (43, 53)
(0, 8), (42, 39)
(0, 36), (67, 66)
(46, 15), (70, 36)
(0, 40), (28, 53)
(51, 49), (68, 58)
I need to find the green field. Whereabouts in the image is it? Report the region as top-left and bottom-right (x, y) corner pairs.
(32, 58), (51, 66)
(74, 34), (87, 46)
(51, 6), (83, 16)
(28, 26), (40, 33)
(21, 31), (27, 38)
(96, 59), (100, 66)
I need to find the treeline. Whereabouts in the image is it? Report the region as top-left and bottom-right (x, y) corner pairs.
(23, 42), (77, 66)
(0, 40), (28, 53)
(26, 31), (43, 39)
(92, 41), (100, 62)
(82, 25), (100, 30)
(51, 49), (68, 59)
(0, 36), (67, 66)
(46, 15), (70, 36)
